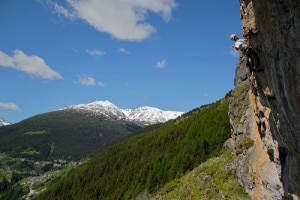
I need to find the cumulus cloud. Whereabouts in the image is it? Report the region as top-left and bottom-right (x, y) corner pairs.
(78, 75), (105, 87)
(156, 58), (167, 68)
(50, 0), (177, 41)
(0, 102), (21, 111)
(86, 49), (106, 57)
(0, 49), (62, 79)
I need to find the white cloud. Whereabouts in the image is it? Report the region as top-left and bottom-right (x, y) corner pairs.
(78, 75), (105, 87)
(118, 48), (130, 54)
(97, 81), (105, 87)
(0, 102), (21, 111)
(51, 0), (177, 41)
(78, 75), (95, 86)
(0, 49), (62, 79)
(156, 58), (167, 68)
(86, 49), (106, 57)
(54, 2), (77, 20)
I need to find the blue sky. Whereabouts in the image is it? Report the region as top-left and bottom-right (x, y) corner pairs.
(0, 0), (242, 123)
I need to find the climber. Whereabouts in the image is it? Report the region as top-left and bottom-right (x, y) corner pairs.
(230, 34), (260, 72)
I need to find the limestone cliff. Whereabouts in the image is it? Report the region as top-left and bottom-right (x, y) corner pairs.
(229, 0), (300, 199)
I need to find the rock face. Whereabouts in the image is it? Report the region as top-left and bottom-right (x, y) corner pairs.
(229, 0), (300, 199)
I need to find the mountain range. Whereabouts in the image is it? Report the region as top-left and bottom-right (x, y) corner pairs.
(0, 100), (183, 161)
(0, 100), (183, 127)
(62, 100), (184, 126)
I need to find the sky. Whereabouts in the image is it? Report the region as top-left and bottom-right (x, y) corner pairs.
(0, 0), (242, 123)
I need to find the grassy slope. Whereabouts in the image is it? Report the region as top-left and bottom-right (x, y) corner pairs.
(153, 149), (250, 199)
(34, 96), (241, 200)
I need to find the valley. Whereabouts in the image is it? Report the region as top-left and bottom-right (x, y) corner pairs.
(0, 101), (181, 199)
(0, 153), (82, 199)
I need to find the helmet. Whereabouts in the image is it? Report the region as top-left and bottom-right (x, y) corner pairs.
(230, 34), (237, 40)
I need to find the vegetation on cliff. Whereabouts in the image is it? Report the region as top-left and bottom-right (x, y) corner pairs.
(153, 149), (250, 199)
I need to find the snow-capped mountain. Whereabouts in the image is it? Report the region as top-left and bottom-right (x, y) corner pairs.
(64, 101), (127, 120)
(123, 106), (183, 125)
(63, 100), (184, 126)
(0, 117), (11, 126)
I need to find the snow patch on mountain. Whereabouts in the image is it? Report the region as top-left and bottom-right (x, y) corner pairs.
(63, 100), (184, 126)
(65, 100), (127, 120)
(0, 117), (11, 126)
(124, 106), (182, 125)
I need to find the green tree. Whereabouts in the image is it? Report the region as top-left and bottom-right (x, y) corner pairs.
(0, 176), (9, 192)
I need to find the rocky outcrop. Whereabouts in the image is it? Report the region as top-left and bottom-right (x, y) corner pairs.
(229, 0), (300, 199)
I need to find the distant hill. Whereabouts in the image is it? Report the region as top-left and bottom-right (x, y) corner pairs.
(0, 110), (141, 161)
(34, 95), (234, 200)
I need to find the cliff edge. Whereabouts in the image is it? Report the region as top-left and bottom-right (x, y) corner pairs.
(229, 0), (300, 199)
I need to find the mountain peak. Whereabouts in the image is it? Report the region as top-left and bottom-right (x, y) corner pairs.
(63, 101), (183, 126)
(88, 100), (117, 107)
(0, 117), (11, 126)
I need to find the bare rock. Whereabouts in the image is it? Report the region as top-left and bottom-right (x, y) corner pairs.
(229, 0), (300, 199)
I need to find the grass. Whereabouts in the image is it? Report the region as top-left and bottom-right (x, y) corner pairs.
(24, 130), (47, 135)
(230, 83), (251, 127)
(21, 150), (40, 155)
(236, 136), (254, 155)
(152, 149), (250, 200)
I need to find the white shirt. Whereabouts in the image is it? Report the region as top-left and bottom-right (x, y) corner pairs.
(235, 39), (248, 52)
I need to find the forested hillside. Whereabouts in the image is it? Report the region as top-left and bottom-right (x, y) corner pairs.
(0, 110), (141, 161)
(34, 95), (231, 200)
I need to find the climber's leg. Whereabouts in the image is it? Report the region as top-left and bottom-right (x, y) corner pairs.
(249, 49), (259, 69)
(244, 49), (254, 74)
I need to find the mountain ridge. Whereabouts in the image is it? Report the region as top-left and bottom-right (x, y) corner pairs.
(0, 100), (183, 161)
(0, 109), (142, 161)
(63, 100), (184, 126)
